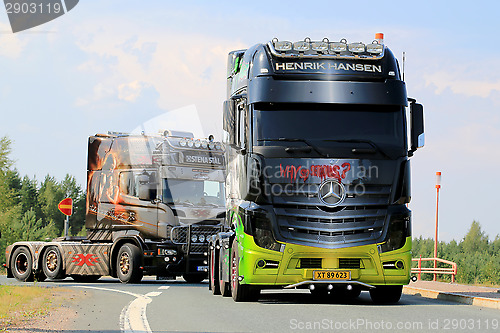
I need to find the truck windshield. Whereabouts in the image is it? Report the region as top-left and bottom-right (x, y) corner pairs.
(253, 104), (405, 150)
(163, 179), (225, 207)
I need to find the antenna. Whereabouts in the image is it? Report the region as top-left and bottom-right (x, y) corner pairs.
(402, 51), (406, 81)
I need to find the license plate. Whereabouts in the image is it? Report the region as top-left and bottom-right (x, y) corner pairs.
(313, 270), (350, 280)
(197, 266), (208, 272)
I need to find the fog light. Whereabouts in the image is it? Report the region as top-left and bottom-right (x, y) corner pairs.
(257, 260), (265, 268)
(199, 235), (206, 243)
(191, 235), (198, 243)
(396, 260), (404, 269)
(172, 257), (177, 262)
(164, 257), (170, 262)
(327, 284), (333, 290)
(203, 260), (208, 265)
(309, 284), (315, 291)
(346, 284), (353, 291)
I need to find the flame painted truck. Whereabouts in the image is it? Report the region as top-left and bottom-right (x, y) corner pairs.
(208, 34), (424, 302)
(5, 130), (226, 283)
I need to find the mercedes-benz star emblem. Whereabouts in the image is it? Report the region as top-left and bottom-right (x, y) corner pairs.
(318, 179), (346, 207)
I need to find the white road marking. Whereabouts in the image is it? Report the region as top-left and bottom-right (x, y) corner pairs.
(145, 291), (162, 297)
(158, 286), (170, 290)
(73, 285), (166, 333)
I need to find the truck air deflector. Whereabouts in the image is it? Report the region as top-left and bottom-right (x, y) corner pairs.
(248, 78), (407, 106)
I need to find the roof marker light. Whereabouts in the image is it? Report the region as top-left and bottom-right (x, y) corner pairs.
(330, 39), (347, 53)
(366, 43), (383, 54)
(274, 40), (292, 52)
(311, 39), (329, 52)
(293, 39), (310, 52)
(348, 42), (365, 54)
(375, 33), (384, 44)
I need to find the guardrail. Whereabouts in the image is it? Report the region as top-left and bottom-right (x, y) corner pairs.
(411, 257), (458, 283)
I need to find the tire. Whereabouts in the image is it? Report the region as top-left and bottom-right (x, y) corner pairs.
(116, 243), (143, 283)
(219, 246), (231, 297)
(42, 246), (66, 280)
(210, 245), (221, 295)
(183, 273), (205, 283)
(231, 239), (259, 302)
(369, 285), (403, 304)
(11, 247), (34, 282)
(71, 274), (101, 283)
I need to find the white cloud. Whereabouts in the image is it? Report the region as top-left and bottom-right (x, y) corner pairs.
(0, 23), (26, 58)
(424, 71), (500, 98)
(118, 80), (147, 102)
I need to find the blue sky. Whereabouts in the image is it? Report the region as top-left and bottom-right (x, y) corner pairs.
(0, 1), (499, 242)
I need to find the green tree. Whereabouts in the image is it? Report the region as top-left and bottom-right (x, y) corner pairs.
(461, 220), (489, 254)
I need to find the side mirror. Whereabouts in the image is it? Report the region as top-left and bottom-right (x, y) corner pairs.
(223, 100), (236, 145)
(409, 101), (424, 155)
(137, 174), (151, 201)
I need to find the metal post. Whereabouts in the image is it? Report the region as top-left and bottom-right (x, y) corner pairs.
(64, 215), (69, 240)
(418, 255), (422, 281)
(434, 172), (441, 281)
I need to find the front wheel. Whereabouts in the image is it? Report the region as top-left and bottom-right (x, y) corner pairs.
(116, 243), (143, 283)
(11, 247), (34, 282)
(369, 285), (403, 304)
(42, 246), (65, 280)
(230, 239), (259, 302)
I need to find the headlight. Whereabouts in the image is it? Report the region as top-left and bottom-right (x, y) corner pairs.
(164, 249), (177, 255)
(194, 140), (201, 148)
(201, 140), (208, 149)
(187, 140), (194, 148)
(380, 212), (411, 253)
(191, 235), (198, 243)
(198, 235), (205, 243)
(179, 139), (187, 147)
(243, 209), (282, 252)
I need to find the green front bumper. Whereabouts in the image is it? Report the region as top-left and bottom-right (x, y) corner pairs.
(235, 232), (411, 287)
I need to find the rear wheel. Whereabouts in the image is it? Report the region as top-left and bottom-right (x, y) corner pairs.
(231, 239), (259, 302)
(11, 247), (34, 282)
(369, 285), (403, 304)
(209, 245), (221, 295)
(116, 243), (143, 283)
(42, 246), (65, 280)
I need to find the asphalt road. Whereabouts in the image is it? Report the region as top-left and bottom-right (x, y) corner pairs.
(2, 275), (499, 333)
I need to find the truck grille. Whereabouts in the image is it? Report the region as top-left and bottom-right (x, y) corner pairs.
(171, 225), (221, 254)
(339, 258), (361, 269)
(299, 258), (322, 269)
(273, 184), (390, 248)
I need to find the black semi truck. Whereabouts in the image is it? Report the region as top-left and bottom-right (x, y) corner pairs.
(209, 33), (424, 302)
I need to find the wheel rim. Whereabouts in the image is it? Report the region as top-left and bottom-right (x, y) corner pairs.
(15, 253), (28, 275)
(46, 250), (58, 272)
(210, 251), (215, 285)
(231, 253), (237, 291)
(119, 252), (130, 275)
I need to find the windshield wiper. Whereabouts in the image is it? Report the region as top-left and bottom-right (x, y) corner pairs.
(258, 138), (326, 157)
(322, 139), (391, 159)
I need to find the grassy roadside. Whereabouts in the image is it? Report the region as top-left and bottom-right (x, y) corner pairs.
(0, 285), (52, 330)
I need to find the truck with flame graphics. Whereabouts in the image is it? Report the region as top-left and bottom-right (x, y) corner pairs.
(209, 34), (425, 303)
(5, 130), (225, 283)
